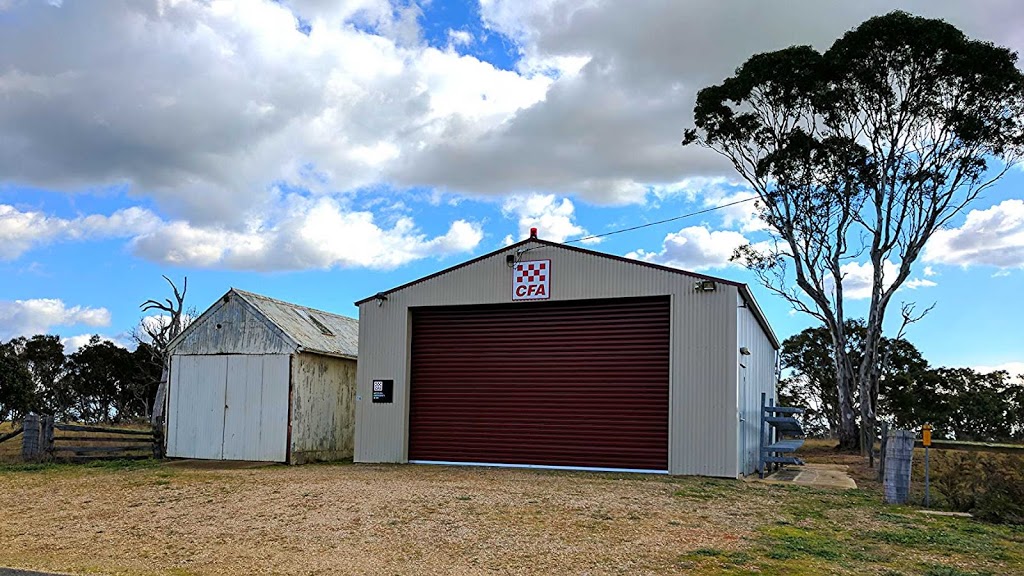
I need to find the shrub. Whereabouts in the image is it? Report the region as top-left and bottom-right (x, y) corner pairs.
(932, 451), (1024, 524)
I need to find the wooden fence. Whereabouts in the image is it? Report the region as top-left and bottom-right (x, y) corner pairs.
(21, 414), (162, 463)
(912, 439), (1024, 454)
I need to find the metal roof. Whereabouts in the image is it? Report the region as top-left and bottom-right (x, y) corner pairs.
(231, 289), (359, 359)
(354, 237), (779, 349)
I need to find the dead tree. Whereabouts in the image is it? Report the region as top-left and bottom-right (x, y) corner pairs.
(139, 276), (188, 429)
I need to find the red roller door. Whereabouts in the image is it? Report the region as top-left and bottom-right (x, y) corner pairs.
(409, 296), (670, 471)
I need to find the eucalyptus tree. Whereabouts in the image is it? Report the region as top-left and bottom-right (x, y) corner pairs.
(684, 11), (1024, 449)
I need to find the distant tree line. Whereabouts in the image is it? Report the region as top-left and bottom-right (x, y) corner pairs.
(779, 321), (1024, 443)
(0, 334), (161, 424)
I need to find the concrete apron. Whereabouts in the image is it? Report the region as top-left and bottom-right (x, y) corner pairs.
(757, 463), (858, 490)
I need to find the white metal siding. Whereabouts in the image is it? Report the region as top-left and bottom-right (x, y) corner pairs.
(167, 355), (227, 460)
(173, 297), (295, 356)
(355, 241), (747, 477)
(167, 354), (289, 462)
(737, 295), (778, 476)
(289, 353), (357, 464)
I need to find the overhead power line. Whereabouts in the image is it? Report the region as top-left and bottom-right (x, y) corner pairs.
(564, 196), (758, 244)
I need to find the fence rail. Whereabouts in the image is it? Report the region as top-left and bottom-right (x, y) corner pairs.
(21, 414), (162, 462)
(0, 426), (23, 445)
(914, 439), (1024, 454)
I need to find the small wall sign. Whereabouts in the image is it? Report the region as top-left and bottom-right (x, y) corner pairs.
(512, 259), (551, 301)
(372, 379), (394, 403)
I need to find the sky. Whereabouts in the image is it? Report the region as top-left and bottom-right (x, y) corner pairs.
(0, 0), (1022, 375)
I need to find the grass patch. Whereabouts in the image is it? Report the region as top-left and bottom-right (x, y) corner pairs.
(0, 458), (162, 474)
(921, 565), (994, 576)
(758, 524), (878, 563)
(672, 478), (743, 500)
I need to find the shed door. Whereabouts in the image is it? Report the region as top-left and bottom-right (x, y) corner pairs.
(409, 297), (670, 471)
(167, 354), (289, 462)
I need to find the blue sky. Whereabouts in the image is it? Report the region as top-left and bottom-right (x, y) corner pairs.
(1, 0), (1022, 374)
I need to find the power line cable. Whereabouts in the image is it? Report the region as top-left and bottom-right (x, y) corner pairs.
(564, 196), (758, 244)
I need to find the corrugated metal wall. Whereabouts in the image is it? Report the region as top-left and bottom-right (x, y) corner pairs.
(736, 294), (778, 476)
(167, 354), (289, 462)
(290, 353), (357, 464)
(167, 354), (227, 459)
(355, 240), (750, 477)
(173, 296), (294, 355)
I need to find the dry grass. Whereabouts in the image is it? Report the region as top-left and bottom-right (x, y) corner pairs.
(0, 421), (23, 463)
(0, 454), (1021, 576)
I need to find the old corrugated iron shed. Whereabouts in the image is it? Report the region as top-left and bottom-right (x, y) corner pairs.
(165, 288), (359, 464)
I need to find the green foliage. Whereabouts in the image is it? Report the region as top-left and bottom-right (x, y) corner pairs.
(933, 452), (1024, 524)
(780, 320), (928, 436)
(0, 340), (36, 420)
(780, 322), (1024, 443)
(0, 334), (161, 424)
(887, 368), (1024, 442)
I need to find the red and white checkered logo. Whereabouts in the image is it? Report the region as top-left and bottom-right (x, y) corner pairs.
(512, 259), (550, 300)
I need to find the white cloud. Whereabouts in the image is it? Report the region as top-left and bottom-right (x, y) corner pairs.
(0, 0), (553, 224)
(924, 200), (1024, 269)
(1, 0), (1022, 261)
(60, 333), (132, 353)
(923, 266), (937, 277)
(447, 29), (473, 47)
(649, 179), (765, 233)
(626, 225), (748, 271)
(972, 362), (1024, 377)
(131, 195), (483, 271)
(0, 299), (111, 340)
(903, 278), (938, 290)
(0, 204), (161, 259)
(501, 194), (593, 243)
(0, 196), (482, 271)
(832, 261), (936, 300)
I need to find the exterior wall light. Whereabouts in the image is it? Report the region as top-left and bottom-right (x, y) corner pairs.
(695, 280), (717, 292)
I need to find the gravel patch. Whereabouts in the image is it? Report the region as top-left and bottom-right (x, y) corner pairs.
(0, 463), (763, 575)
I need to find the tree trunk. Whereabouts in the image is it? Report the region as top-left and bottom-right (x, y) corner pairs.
(833, 345), (860, 450)
(150, 363), (168, 429)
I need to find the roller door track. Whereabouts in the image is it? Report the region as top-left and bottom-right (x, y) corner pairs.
(409, 296), (670, 471)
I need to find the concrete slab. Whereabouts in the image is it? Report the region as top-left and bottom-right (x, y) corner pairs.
(760, 463), (858, 490)
(918, 510), (973, 518)
(163, 459), (279, 470)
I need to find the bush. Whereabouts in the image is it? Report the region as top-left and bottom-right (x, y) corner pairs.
(932, 451), (1024, 524)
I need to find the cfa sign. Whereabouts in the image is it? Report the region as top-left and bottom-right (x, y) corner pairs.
(512, 260), (550, 300)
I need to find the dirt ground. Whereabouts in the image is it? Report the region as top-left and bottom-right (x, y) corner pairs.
(0, 462), (757, 575)
(1, 453), (1021, 576)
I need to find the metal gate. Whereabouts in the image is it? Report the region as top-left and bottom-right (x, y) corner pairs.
(409, 297), (670, 471)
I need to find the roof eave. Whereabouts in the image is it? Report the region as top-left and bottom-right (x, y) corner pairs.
(295, 346), (358, 361)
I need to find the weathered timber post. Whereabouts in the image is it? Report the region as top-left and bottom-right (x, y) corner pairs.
(878, 421), (889, 483)
(21, 414), (41, 461)
(152, 426), (164, 459)
(41, 415), (55, 457)
(883, 429), (914, 505)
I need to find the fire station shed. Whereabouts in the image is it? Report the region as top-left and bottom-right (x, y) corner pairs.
(353, 235), (780, 478)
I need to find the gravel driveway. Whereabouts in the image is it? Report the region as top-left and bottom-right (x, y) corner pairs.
(0, 462), (762, 575)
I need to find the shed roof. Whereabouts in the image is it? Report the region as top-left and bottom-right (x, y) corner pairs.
(169, 288), (359, 359)
(231, 289), (359, 359)
(355, 237), (779, 349)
